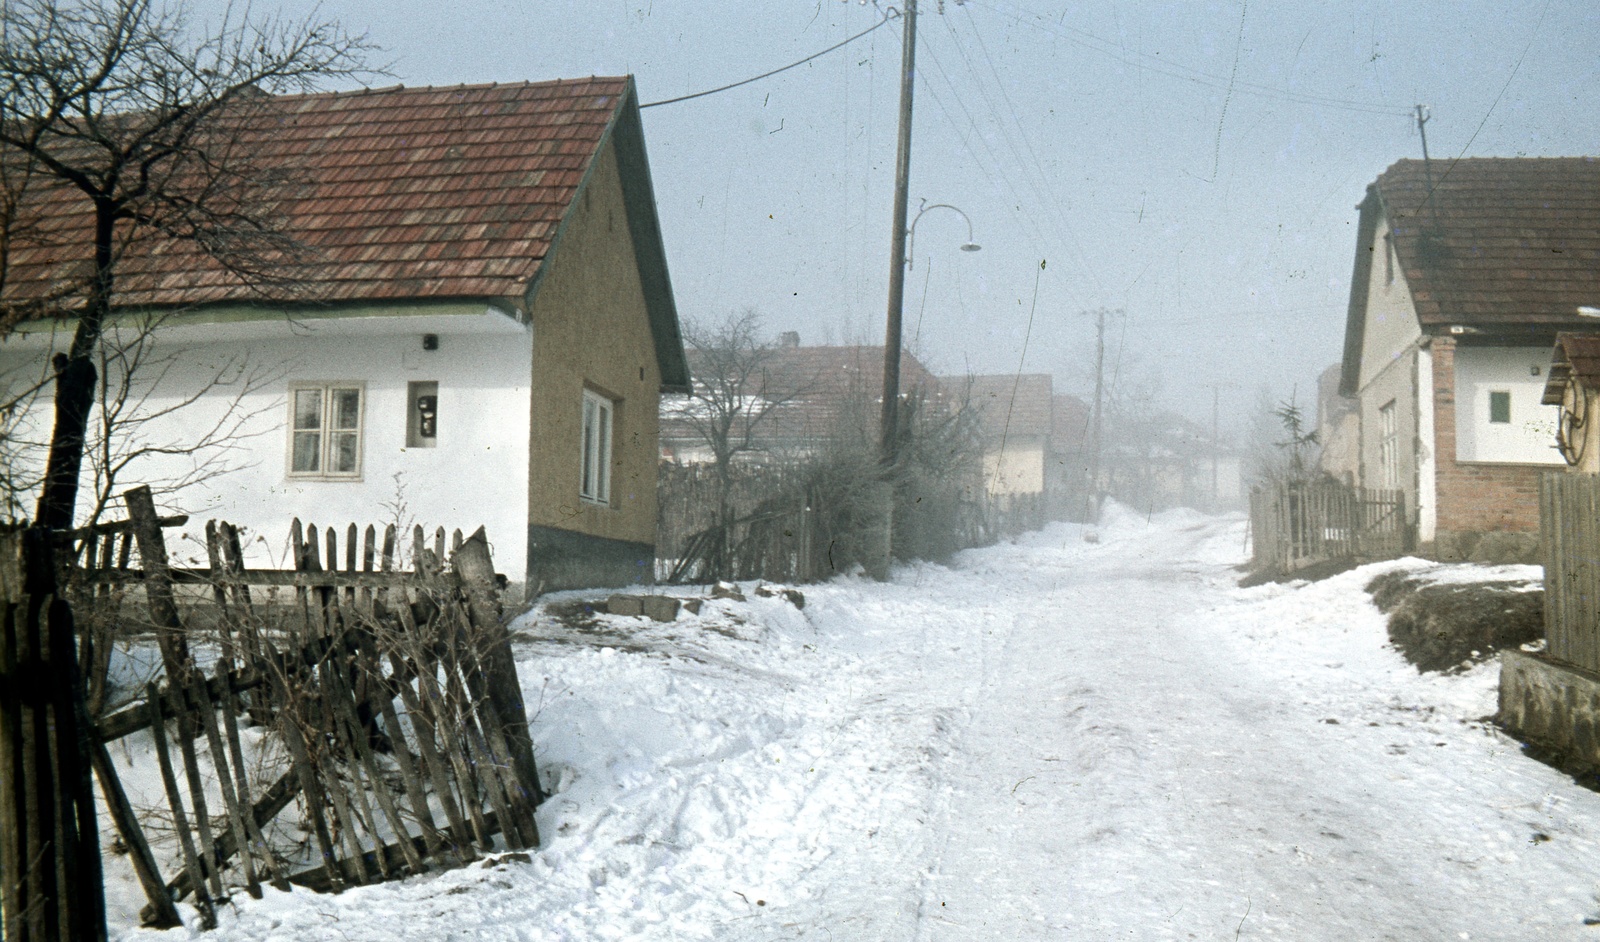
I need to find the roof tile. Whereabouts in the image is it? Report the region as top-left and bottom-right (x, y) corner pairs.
(1377, 158), (1600, 331)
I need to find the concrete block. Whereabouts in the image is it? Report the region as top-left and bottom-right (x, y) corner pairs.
(606, 594), (644, 617)
(641, 596), (681, 622)
(682, 599), (703, 615)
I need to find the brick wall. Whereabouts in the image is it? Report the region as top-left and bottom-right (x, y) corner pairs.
(1430, 336), (1542, 536)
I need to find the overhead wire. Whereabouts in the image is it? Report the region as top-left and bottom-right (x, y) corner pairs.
(946, 7), (1103, 294)
(641, 13), (893, 109)
(911, 28), (1061, 280)
(965, 0), (1413, 118)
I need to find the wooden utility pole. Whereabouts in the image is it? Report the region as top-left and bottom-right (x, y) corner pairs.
(1212, 385), (1221, 508)
(878, 0), (918, 467)
(870, 0), (919, 579)
(1087, 308), (1106, 519)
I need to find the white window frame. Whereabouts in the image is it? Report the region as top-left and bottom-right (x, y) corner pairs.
(580, 389), (613, 505)
(1378, 399), (1399, 489)
(287, 382), (366, 481)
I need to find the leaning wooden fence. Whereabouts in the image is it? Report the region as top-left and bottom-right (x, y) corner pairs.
(3, 485), (543, 935)
(1250, 482), (1409, 574)
(1541, 473), (1600, 673)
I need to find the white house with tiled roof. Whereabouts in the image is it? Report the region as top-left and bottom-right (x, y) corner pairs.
(0, 78), (689, 594)
(1339, 157), (1600, 562)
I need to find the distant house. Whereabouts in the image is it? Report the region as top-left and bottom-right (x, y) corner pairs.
(1047, 393), (1091, 518)
(659, 336), (937, 463)
(0, 78), (691, 594)
(1317, 363), (1359, 486)
(1338, 157), (1600, 562)
(953, 374), (1054, 497)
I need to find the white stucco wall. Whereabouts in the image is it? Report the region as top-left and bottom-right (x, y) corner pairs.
(0, 309), (533, 577)
(1453, 346), (1562, 465)
(984, 439), (1045, 495)
(1417, 346), (1437, 542)
(1358, 213), (1424, 391)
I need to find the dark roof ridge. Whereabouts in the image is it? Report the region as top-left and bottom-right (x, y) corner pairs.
(262, 76), (628, 107)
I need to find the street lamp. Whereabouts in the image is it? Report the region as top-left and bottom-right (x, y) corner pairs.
(906, 202), (981, 269)
(880, 200), (980, 466)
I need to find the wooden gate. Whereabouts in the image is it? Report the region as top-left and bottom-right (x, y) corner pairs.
(1250, 482), (1409, 573)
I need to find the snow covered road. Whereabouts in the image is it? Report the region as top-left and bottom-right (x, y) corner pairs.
(902, 512), (1598, 941)
(116, 508), (1600, 940)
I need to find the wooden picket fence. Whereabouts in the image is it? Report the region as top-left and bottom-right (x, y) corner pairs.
(1540, 473), (1600, 673)
(1250, 482), (1410, 574)
(3, 485), (542, 935)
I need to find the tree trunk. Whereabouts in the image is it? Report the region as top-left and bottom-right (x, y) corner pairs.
(34, 203), (114, 531)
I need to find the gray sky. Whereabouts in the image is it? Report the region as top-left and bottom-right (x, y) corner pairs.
(215, 0), (1600, 431)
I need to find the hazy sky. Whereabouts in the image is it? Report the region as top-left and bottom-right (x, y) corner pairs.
(205, 0), (1600, 430)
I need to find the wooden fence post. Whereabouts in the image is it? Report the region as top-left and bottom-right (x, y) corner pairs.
(452, 528), (543, 839)
(125, 487), (194, 681)
(1, 527), (108, 942)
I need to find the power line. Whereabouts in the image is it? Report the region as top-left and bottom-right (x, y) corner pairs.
(946, 8), (1103, 294)
(966, 0), (1413, 118)
(641, 13), (893, 109)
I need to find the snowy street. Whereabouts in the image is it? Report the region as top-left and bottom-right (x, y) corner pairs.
(118, 508), (1600, 940)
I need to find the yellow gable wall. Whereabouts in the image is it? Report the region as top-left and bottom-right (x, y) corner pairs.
(525, 133), (664, 549)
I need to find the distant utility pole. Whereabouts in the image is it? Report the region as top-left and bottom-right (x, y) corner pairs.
(1212, 384), (1220, 508)
(1414, 104), (1432, 164)
(1087, 307), (1106, 520)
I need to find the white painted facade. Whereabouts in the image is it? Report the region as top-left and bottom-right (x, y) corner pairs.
(984, 441), (1046, 496)
(1, 308), (533, 576)
(1452, 346), (1562, 466)
(1417, 347), (1437, 543)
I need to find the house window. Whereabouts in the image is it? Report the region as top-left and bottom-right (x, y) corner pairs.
(1489, 390), (1512, 424)
(289, 383), (364, 479)
(1378, 399), (1399, 488)
(580, 389), (613, 504)
(1383, 232), (1395, 285)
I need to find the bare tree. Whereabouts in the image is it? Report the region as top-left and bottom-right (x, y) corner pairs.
(671, 310), (815, 575)
(0, 0), (375, 529)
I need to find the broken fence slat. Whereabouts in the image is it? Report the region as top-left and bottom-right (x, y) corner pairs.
(144, 684), (216, 930)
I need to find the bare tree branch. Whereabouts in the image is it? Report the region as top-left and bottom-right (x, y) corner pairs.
(0, 0), (379, 527)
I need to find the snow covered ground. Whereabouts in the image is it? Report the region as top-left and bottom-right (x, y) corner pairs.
(111, 506), (1600, 940)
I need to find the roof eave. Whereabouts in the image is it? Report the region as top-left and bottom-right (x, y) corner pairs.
(1338, 186), (1382, 397)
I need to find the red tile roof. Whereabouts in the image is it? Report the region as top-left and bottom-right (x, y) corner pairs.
(663, 344), (937, 450)
(950, 373), (1054, 439)
(3, 78), (631, 309)
(1375, 158), (1600, 331)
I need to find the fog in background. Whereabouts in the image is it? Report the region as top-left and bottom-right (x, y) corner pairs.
(200, 0), (1600, 435)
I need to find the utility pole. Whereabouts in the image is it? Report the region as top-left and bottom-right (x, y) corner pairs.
(1087, 307), (1105, 521)
(1212, 384), (1220, 509)
(879, 0), (918, 467)
(872, 0), (918, 578)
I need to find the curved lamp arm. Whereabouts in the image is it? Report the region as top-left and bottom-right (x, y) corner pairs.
(906, 200), (981, 269)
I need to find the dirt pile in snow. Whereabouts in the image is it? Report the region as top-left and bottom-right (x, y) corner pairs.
(1366, 567), (1543, 673)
